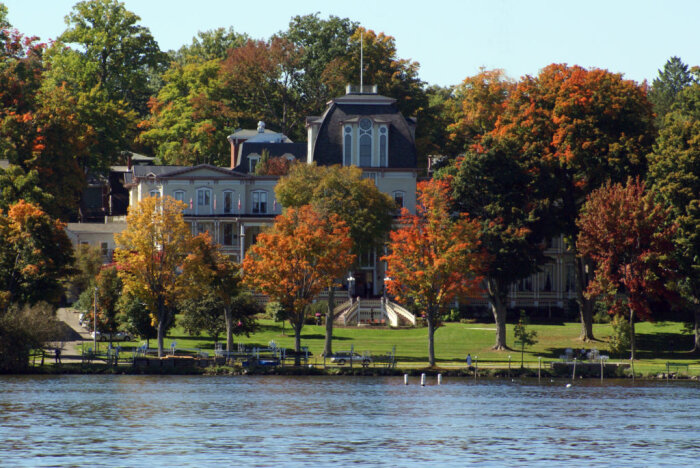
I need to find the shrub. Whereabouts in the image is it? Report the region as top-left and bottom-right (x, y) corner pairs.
(608, 313), (631, 357)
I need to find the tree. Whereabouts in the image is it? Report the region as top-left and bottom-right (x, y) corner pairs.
(281, 13), (358, 116)
(276, 163), (394, 356)
(117, 293), (156, 348)
(649, 56), (698, 123)
(220, 37), (303, 138)
(178, 290), (226, 344)
(243, 205), (354, 363)
(0, 302), (62, 372)
(172, 27), (248, 64)
(183, 233), (258, 352)
(441, 141), (552, 349)
(114, 195), (196, 357)
(576, 178), (677, 360)
(447, 68), (514, 154)
(382, 180), (485, 367)
(495, 64), (656, 341)
(94, 266), (122, 344)
(0, 165), (53, 213)
(56, 0), (168, 115)
(513, 311), (537, 368)
(648, 82), (700, 350)
(321, 27), (427, 121)
(0, 200), (74, 311)
(63, 243), (103, 304)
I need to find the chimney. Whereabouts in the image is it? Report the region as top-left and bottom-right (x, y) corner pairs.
(257, 121), (265, 133)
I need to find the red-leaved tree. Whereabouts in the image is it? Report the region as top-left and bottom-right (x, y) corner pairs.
(383, 180), (485, 367)
(577, 177), (677, 360)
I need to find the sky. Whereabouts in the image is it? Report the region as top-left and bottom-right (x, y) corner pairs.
(4, 0), (700, 87)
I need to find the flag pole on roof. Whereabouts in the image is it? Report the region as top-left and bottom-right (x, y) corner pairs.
(360, 28), (363, 89)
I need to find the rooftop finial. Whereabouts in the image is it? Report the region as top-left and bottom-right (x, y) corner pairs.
(257, 121), (265, 133)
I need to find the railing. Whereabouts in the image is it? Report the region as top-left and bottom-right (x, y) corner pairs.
(385, 300), (416, 326)
(341, 301), (360, 325)
(333, 299), (352, 319)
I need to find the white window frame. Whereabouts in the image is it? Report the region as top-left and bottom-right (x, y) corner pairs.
(379, 125), (388, 167)
(359, 118), (372, 167)
(252, 190), (268, 214)
(173, 190), (185, 203)
(343, 125), (353, 166)
(149, 189), (161, 198)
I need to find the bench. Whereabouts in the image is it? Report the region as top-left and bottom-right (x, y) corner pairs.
(666, 362), (689, 376)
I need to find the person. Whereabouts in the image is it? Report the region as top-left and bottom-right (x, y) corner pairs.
(466, 353), (472, 367)
(55, 347), (61, 364)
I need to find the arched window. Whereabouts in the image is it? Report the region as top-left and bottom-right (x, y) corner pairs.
(149, 189), (161, 198)
(223, 191), (235, 214)
(359, 118), (372, 166)
(379, 126), (388, 167)
(248, 154), (260, 173)
(343, 126), (352, 166)
(252, 190), (267, 214)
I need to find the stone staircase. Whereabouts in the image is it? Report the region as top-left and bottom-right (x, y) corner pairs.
(334, 298), (415, 327)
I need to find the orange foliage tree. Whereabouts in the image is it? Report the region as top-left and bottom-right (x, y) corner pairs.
(382, 180), (485, 366)
(577, 178), (677, 360)
(494, 64), (656, 341)
(243, 205), (354, 360)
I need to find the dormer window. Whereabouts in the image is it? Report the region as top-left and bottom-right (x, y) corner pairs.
(379, 126), (388, 167)
(343, 126), (352, 166)
(248, 155), (260, 173)
(359, 118), (372, 167)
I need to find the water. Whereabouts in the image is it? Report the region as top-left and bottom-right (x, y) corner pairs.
(1, 375), (699, 467)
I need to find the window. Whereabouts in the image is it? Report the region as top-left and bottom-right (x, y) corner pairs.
(100, 242), (109, 257)
(249, 155), (260, 173)
(393, 191), (405, 209)
(360, 248), (375, 269)
(149, 189), (160, 198)
(518, 276), (533, 292)
(359, 118), (372, 166)
(361, 172), (377, 185)
(343, 126), (352, 166)
(565, 264), (576, 292)
(197, 188), (211, 207)
(223, 224), (235, 246)
(541, 265), (553, 292)
(379, 126), (388, 167)
(173, 190), (185, 202)
(252, 190), (267, 214)
(223, 191), (234, 214)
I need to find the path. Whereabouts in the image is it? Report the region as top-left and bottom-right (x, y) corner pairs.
(53, 308), (91, 363)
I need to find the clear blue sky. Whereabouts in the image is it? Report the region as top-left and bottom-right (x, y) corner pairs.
(5, 0), (700, 87)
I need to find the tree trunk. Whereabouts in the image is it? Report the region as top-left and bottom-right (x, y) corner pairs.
(487, 277), (508, 350)
(693, 305), (700, 353)
(427, 309), (436, 367)
(575, 255), (595, 341)
(629, 308), (636, 361)
(156, 298), (165, 358)
(324, 286), (335, 357)
(224, 305), (233, 353)
(293, 315), (303, 366)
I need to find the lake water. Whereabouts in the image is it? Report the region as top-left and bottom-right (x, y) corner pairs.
(1, 375), (699, 467)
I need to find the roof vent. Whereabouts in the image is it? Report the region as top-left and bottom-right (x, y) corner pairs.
(257, 121), (265, 133)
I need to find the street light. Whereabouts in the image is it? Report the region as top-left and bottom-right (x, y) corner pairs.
(347, 274), (355, 301)
(383, 276), (391, 300)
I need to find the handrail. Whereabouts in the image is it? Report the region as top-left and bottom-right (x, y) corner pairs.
(386, 300), (416, 325)
(342, 301), (359, 325)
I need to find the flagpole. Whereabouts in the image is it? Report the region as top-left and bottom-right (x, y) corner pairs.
(360, 29), (363, 89)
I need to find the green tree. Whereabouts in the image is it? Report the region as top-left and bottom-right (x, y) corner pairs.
(0, 165), (53, 212)
(649, 56), (698, 123)
(178, 290), (225, 344)
(117, 294), (157, 348)
(276, 163), (394, 356)
(0, 302), (62, 372)
(441, 140), (553, 349)
(172, 27), (248, 64)
(56, 0), (168, 115)
(648, 82), (700, 350)
(513, 311), (538, 368)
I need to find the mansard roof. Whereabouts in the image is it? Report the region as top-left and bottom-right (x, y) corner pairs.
(309, 93), (417, 168)
(236, 142), (307, 174)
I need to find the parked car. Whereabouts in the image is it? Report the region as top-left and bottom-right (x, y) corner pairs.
(330, 352), (371, 367)
(90, 331), (132, 342)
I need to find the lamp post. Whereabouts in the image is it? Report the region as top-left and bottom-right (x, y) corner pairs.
(93, 286), (98, 355)
(347, 274), (355, 301)
(383, 276), (391, 300)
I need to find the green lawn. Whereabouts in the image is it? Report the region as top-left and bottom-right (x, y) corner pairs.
(146, 319), (700, 375)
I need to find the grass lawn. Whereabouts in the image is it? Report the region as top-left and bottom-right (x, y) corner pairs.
(144, 319), (700, 376)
